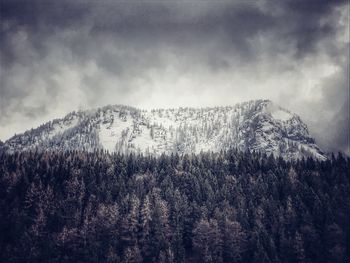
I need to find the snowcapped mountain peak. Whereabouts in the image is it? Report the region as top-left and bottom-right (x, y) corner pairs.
(1, 100), (327, 160)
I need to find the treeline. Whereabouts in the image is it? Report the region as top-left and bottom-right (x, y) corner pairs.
(0, 150), (349, 263)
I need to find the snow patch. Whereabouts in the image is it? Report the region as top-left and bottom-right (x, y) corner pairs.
(99, 113), (132, 153)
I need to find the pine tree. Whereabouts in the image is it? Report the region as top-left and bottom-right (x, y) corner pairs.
(222, 220), (247, 262)
(139, 195), (152, 260)
(123, 244), (142, 263)
(293, 231), (305, 263)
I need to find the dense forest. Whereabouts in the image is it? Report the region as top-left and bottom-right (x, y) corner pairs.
(0, 150), (349, 263)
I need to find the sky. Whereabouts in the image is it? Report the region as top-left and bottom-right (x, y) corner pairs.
(0, 0), (349, 154)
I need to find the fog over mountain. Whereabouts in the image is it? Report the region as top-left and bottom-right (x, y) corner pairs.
(0, 0), (349, 155)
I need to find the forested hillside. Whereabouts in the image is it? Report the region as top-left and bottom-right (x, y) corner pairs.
(0, 150), (349, 263)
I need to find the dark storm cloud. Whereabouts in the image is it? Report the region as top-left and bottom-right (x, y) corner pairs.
(282, 0), (345, 55)
(1, 0), (335, 63)
(0, 0), (349, 154)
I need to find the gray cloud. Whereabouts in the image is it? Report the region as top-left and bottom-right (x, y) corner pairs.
(0, 0), (349, 154)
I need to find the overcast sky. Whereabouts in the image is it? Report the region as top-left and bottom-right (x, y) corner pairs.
(0, 0), (349, 154)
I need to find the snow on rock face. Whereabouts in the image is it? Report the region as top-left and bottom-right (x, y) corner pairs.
(2, 100), (327, 160)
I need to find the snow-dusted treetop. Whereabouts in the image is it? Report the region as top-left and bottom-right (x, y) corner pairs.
(1, 100), (326, 160)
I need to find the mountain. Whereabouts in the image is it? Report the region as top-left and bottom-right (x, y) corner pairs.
(1, 100), (326, 160)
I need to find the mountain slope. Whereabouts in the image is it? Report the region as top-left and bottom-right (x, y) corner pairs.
(1, 100), (326, 160)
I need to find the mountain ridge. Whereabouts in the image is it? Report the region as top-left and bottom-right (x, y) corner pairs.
(1, 100), (327, 160)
